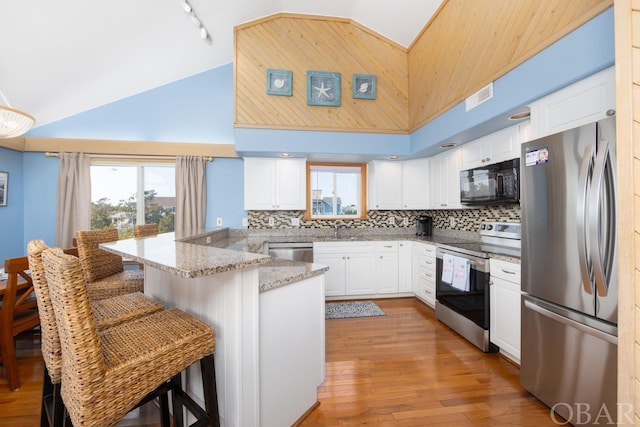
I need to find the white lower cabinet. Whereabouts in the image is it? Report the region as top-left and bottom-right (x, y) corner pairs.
(398, 241), (413, 292)
(412, 242), (437, 307)
(377, 242), (399, 294)
(314, 242), (376, 297)
(489, 258), (522, 364)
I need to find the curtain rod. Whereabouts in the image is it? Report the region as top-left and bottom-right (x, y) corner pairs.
(44, 152), (213, 162)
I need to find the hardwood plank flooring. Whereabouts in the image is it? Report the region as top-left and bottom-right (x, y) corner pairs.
(0, 298), (559, 426)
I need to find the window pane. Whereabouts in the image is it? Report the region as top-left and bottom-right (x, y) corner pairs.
(90, 165), (137, 237)
(143, 166), (175, 233)
(310, 165), (361, 219)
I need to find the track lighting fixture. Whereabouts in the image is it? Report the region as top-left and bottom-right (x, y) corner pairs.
(179, 0), (212, 44)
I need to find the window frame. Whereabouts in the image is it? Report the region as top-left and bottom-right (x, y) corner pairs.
(305, 161), (367, 220)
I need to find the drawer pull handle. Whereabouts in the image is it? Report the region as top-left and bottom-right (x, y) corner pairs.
(501, 269), (516, 275)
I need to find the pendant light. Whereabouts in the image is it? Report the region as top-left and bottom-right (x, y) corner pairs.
(0, 90), (35, 139)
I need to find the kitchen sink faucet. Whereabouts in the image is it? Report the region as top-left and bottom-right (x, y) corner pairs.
(334, 222), (350, 238)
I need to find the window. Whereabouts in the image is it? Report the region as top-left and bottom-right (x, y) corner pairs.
(90, 161), (175, 238)
(307, 162), (367, 220)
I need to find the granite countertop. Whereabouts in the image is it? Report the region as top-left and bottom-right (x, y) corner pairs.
(100, 230), (330, 292)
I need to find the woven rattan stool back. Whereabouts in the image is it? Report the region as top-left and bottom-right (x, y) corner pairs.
(75, 228), (125, 283)
(134, 224), (158, 238)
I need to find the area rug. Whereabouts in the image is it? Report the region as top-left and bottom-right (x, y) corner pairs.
(325, 300), (386, 319)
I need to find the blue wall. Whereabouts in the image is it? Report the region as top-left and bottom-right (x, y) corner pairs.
(0, 7), (615, 261)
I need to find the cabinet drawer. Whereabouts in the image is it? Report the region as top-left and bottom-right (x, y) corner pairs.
(415, 244), (436, 257)
(416, 266), (436, 284)
(490, 258), (520, 283)
(416, 275), (435, 304)
(416, 255), (436, 270)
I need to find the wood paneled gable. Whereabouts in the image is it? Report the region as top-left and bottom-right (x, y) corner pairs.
(408, 0), (613, 131)
(234, 14), (409, 134)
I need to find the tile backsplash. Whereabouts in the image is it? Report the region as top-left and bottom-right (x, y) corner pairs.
(247, 204), (520, 232)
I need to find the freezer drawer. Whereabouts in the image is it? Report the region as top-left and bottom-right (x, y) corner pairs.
(520, 295), (617, 425)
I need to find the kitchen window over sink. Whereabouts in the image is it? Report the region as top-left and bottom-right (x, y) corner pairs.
(306, 162), (367, 220)
(90, 160), (175, 238)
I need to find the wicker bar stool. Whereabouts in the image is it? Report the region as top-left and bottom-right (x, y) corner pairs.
(134, 223), (158, 238)
(75, 228), (144, 301)
(27, 239), (166, 427)
(42, 247), (219, 427)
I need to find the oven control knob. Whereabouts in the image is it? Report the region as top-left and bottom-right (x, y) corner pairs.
(486, 224), (493, 230)
(480, 224), (486, 230)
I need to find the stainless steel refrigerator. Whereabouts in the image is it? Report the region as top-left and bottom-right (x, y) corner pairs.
(520, 116), (618, 426)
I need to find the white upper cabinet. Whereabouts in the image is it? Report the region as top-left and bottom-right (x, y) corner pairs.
(368, 158), (430, 210)
(244, 157), (306, 210)
(460, 123), (521, 170)
(529, 66), (615, 139)
(367, 161), (403, 210)
(401, 158), (430, 209)
(430, 148), (461, 209)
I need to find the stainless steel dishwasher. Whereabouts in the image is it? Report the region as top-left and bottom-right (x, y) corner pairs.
(267, 242), (314, 262)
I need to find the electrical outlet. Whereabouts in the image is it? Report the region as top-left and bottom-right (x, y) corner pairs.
(291, 218), (300, 226)
(242, 218), (248, 227)
(388, 217), (395, 225)
(402, 217), (409, 226)
(449, 216), (456, 227)
(268, 217), (275, 226)
(216, 217), (223, 226)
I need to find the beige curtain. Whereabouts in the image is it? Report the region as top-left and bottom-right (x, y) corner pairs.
(175, 155), (208, 235)
(55, 152), (91, 248)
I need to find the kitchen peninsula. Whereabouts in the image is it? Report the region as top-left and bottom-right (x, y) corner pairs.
(101, 229), (328, 427)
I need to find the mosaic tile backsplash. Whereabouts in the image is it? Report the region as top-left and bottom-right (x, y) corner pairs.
(247, 204), (520, 232)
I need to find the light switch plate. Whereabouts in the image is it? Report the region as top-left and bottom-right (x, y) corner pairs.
(291, 218), (300, 226)
(388, 217), (395, 225)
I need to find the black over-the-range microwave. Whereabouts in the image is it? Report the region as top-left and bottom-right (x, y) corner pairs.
(459, 158), (520, 205)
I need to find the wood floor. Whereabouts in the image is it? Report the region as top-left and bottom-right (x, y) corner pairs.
(1, 298), (559, 426)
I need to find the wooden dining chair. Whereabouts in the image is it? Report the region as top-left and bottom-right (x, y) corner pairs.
(75, 228), (144, 300)
(0, 256), (40, 391)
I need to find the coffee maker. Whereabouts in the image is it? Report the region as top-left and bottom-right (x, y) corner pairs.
(416, 215), (433, 236)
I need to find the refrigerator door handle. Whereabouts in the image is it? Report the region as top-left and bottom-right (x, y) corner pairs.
(589, 139), (615, 297)
(524, 299), (618, 345)
(577, 144), (594, 295)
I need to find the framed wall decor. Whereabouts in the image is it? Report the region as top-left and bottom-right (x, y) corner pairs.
(307, 71), (341, 106)
(352, 74), (376, 99)
(266, 69), (292, 96)
(0, 171), (7, 206)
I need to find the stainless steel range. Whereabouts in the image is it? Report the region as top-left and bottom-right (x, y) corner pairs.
(435, 221), (521, 352)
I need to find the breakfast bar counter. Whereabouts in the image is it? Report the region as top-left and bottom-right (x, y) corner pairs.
(101, 230), (327, 427)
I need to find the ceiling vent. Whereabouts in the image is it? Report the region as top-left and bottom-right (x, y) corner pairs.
(465, 82), (494, 111)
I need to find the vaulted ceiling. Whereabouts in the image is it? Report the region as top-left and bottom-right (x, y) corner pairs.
(0, 0), (443, 129)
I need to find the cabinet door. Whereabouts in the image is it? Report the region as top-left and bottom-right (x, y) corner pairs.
(275, 158), (306, 210)
(314, 252), (346, 296)
(487, 124), (520, 164)
(398, 241), (412, 292)
(529, 66), (615, 139)
(368, 161), (402, 210)
(345, 250), (377, 295)
(443, 149), (462, 208)
(490, 276), (522, 363)
(401, 158), (430, 209)
(244, 158), (277, 210)
(460, 139), (486, 170)
(376, 242), (399, 294)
